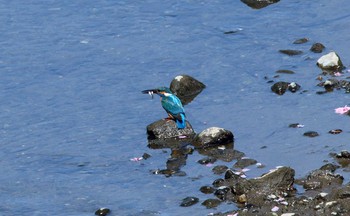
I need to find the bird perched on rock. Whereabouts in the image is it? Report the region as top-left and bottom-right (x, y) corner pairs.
(142, 87), (186, 129)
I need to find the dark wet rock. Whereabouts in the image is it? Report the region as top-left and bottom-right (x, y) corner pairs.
(333, 150), (350, 167)
(299, 168), (343, 191)
(212, 178), (225, 188)
(241, 0), (280, 9)
(95, 208), (110, 216)
(146, 119), (195, 139)
(279, 49), (303, 56)
(250, 166), (295, 191)
(303, 131), (319, 137)
(212, 165), (229, 175)
(170, 75), (206, 105)
(320, 163), (339, 172)
(142, 153), (151, 160)
(200, 186), (215, 194)
(233, 158), (257, 169)
(201, 198), (221, 208)
(180, 196), (199, 207)
(193, 127), (234, 148)
(293, 38), (309, 44)
(197, 146), (244, 162)
(329, 129), (342, 134)
(271, 81), (300, 95)
(317, 78), (350, 92)
(336, 150), (350, 159)
(310, 42), (325, 53)
(198, 157), (217, 165)
(289, 123), (304, 128)
(214, 186), (233, 201)
(276, 69), (295, 74)
(317, 51), (343, 71)
(224, 169), (239, 180)
(288, 82), (301, 92)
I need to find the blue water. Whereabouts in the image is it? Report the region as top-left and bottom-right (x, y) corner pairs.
(1, 0), (350, 215)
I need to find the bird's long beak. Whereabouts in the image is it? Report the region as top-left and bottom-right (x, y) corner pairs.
(141, 89), (158, 99)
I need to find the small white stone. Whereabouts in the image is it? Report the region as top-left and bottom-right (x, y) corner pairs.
(325, 201), (337, 208)
(319, 192), (328, 198)
(281, 213), (295, 216)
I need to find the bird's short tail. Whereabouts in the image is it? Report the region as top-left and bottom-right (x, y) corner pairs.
(176, 113), (186, 129)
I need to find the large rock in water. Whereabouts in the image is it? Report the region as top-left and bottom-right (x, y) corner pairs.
(193, 127), (234, 148)
(317, 51), (343, 70)
(146, 119), (195, 139)
(170, 75), (206, 105)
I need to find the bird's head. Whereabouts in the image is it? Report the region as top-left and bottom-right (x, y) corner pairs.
(142, 87), (173, 98)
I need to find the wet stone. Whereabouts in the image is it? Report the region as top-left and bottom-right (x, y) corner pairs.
(201, 198), (221, 208)
(234, 158), (257, 169)
(320, 163), (339, 172)
(95, 208), (110, 216)
(317, 51), (343, 71)
(200, 186), (215, 194)
(146, 119), (195, 139)
(170, 74), (206, 105)
(193, 127), (234, 148)
(288, 82), (301, 93)
(198, 157), (217, 165)
(293, 38), (309, 44)
(212, 165), (229, 175)
(279, 49), (303, 56)
(214, 186), (231, 200)
(142, 153), (151, 160)
(329, 129), (342, 134)
(241, 0), (280, 9)
(180, 197), (199, 207)
(303, 131), (319, 137)
(276, 69), (295, 74)
(310, 42), (325, 53)
(271, 81), (289, 95)
(289, 123), (304, 128)
(212, 178), (225, 187)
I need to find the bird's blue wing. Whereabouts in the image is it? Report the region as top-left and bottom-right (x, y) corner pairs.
(161, 95), (185, 116)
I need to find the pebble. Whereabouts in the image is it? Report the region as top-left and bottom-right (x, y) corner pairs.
(180, 197), (199, 207)
(95, 208), (110, 216)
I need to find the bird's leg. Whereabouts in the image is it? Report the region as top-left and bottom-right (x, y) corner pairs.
(165, 113), (174, 121)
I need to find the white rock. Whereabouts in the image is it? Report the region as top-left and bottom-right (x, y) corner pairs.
(317, 51), (342, 69)
(281, 213), (296, 216)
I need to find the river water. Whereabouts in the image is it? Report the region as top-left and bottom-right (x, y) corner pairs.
(1, 0), (350, 215)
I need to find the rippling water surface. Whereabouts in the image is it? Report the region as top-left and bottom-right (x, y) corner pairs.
(1, 1), (350, 215)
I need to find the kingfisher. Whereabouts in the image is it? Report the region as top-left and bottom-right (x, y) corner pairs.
(142, 87), (186, 129)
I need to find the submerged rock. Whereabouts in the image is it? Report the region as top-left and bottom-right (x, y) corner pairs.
(271, 81), (301, 95)
(299, 168), (343, 191)
(146, 119), (195, 139)
(310, 42), (325, 53)
(170, 75), (206, 105)
(293, 38), (309, 44)
(193, 127), (234, 148)
(95, 208), (110, 216)
(201, 198), (221, 208)
(180, 197), (199, 207)
(279, 49), (303, 56)
(317, 51), (343, 70)
(241, 0), (280, 9)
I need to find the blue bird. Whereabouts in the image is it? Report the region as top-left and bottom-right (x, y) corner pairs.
(142, 87), (186, 129)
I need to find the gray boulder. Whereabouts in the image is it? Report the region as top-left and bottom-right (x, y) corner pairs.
(193, 127), (234, 148)
(170, 75), (206, 105)
(146, 119), (195, 139)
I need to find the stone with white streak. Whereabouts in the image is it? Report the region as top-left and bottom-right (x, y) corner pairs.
(317, 51), (343, 70)
(193, 127), (234, 148)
